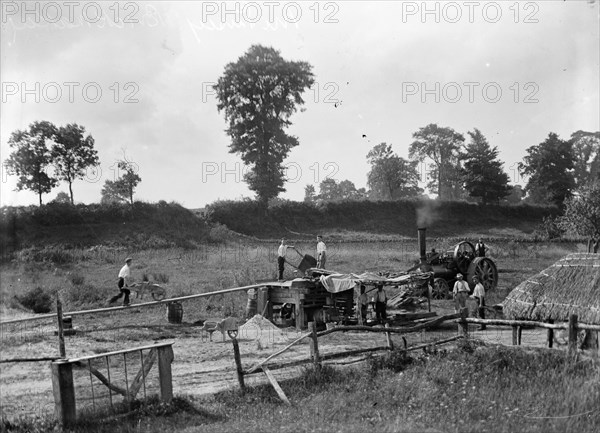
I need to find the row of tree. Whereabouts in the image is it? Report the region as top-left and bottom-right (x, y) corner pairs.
(213, 45), (598, 209)
(302, 125), (598, 206)
(4, 121), (142, 205)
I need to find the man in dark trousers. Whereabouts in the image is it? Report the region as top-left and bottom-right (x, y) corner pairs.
(277, 238), (294, 281)
(109, 257), (132, 306)
(373, 284), (387, 324)
(475, 238), (487, 257)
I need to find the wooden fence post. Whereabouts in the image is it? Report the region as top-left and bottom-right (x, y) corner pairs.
(231, 338), (245, 392)
(568, 314), (578, 356)
(56, 298), (66, 358)
(308, 322), (320, 368)
(458, 308), (469, 339)
(547, 319), (554, 348)
(385, 323), (394, 350)
(157, 345), (174, 402)
(512, 326), (522, 345)
(51, 360), (76, 428)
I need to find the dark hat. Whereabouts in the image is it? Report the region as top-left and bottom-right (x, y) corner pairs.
(125, 257), (132, 263)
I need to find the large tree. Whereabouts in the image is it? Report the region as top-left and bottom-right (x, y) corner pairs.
(52, 123), (99, 204)
(570, 130), (600, 187)
(461, 129), (511, 204)
(4, 121), (58, 206)
(519, 132), (575, 207)
(214, 45), (314, 205)
(409, 124), (464, 199)
(559, 181), (600, 240)
(367, 143), (422, 200)
(101, 160), (141, 206)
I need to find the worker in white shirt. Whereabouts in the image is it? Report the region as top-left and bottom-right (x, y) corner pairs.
(452, 273), (469, 313)
(109, 257), (132, 306)
(277, 238), (294, 281)
(316, 235), (326, 269)
(470, 276), (486, 330)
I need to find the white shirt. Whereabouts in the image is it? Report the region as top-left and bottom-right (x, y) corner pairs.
(278, 244), (288, 257)
(317, 241), (326, 254)
(473, 282), (485, 298)
(453, 280), (469, 294)
(118, 264), (131, 279)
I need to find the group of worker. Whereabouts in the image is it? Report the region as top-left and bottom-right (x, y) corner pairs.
(357, 284), (388, 324)
(277, 235), (326, 280)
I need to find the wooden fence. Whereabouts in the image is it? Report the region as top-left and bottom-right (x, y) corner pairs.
(230, 309), (600, 404)
(51, 342), (174, 428)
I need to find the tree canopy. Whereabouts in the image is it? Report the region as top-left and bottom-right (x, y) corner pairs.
(461, 129), (511, 204)
(570, 130), (600, 188)
(367, 143), (422, 200)
(214, 45), (314, 205)
(559, 181), (600, 238)
(101, 160), (141, 205)
(409, 124), (464, 199)
(317, 178), (366, 201)
(52, 123), (99, 204)
(4, 121), (58, 206)
(519, 132), (575, 207)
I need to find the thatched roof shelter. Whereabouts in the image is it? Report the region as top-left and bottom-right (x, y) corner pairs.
(503, 253), (600, 324)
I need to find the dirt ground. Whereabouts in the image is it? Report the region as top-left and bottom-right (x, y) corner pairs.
(0, 298), (556, 422)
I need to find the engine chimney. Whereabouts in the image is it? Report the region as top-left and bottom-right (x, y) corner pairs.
(418, 227), (427, 263)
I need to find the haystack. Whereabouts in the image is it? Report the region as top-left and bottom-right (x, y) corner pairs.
(503, 253), (600, 324)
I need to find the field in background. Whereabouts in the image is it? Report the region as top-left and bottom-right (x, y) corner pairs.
(0, 236), (585, 318)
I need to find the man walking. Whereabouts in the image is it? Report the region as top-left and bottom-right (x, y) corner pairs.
(109, 257), (132, 306)
(277, 238), (294, 281)
(316, 235), (327, 269)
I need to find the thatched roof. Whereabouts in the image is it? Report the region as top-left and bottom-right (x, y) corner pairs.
(503, 253), (600, 324)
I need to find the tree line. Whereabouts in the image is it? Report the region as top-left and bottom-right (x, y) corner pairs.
(302, 126), (599, 208)
(3, 121), (141, 206)
(212, 44), (599, 240)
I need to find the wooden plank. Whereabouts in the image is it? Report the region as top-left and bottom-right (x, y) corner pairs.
(262, 366), (291, 405)
(1, 283), (267, 325)
(56, 298), (66, 358)
(309, 322), (320, 367)
(231, 338), (245, 391)
(51, 361), (76, 428)
(157, 346), (174, 402)
(568, 314), (578, 355)
(245, 331), (312, 374)
(63, 341), (174, 363)
(127, 349), (157, 400)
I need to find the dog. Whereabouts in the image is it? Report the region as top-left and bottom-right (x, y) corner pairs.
(128, 282), (166, 301)
(200, 317), (239, 342)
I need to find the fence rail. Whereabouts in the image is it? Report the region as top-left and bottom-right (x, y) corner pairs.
(231, 309), (600, 404)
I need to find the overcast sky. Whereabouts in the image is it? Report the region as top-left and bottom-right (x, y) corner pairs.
(1, 1), (599, 208)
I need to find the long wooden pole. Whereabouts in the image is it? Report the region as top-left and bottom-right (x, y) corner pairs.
(56, 298), (66, 358)
(1, 283), (267, 325)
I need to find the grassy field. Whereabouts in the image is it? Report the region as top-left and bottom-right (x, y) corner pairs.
(4, 344), (599, 433)
(0, 236), (594, 432)
(0, 236), (585, 316)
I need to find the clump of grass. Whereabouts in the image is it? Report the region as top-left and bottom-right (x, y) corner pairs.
(69, 272), (85, 286)
(367, 349), (414, 376)
(152, 273), (169, 284)
(16, 287), (53, 313)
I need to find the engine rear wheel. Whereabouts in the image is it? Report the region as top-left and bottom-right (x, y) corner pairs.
(453, 241), (476, 274)
(467, 257), (498, 292)
(432, 278), (450, 300)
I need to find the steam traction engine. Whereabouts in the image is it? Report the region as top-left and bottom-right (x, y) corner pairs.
(414, 228), (498, 299)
